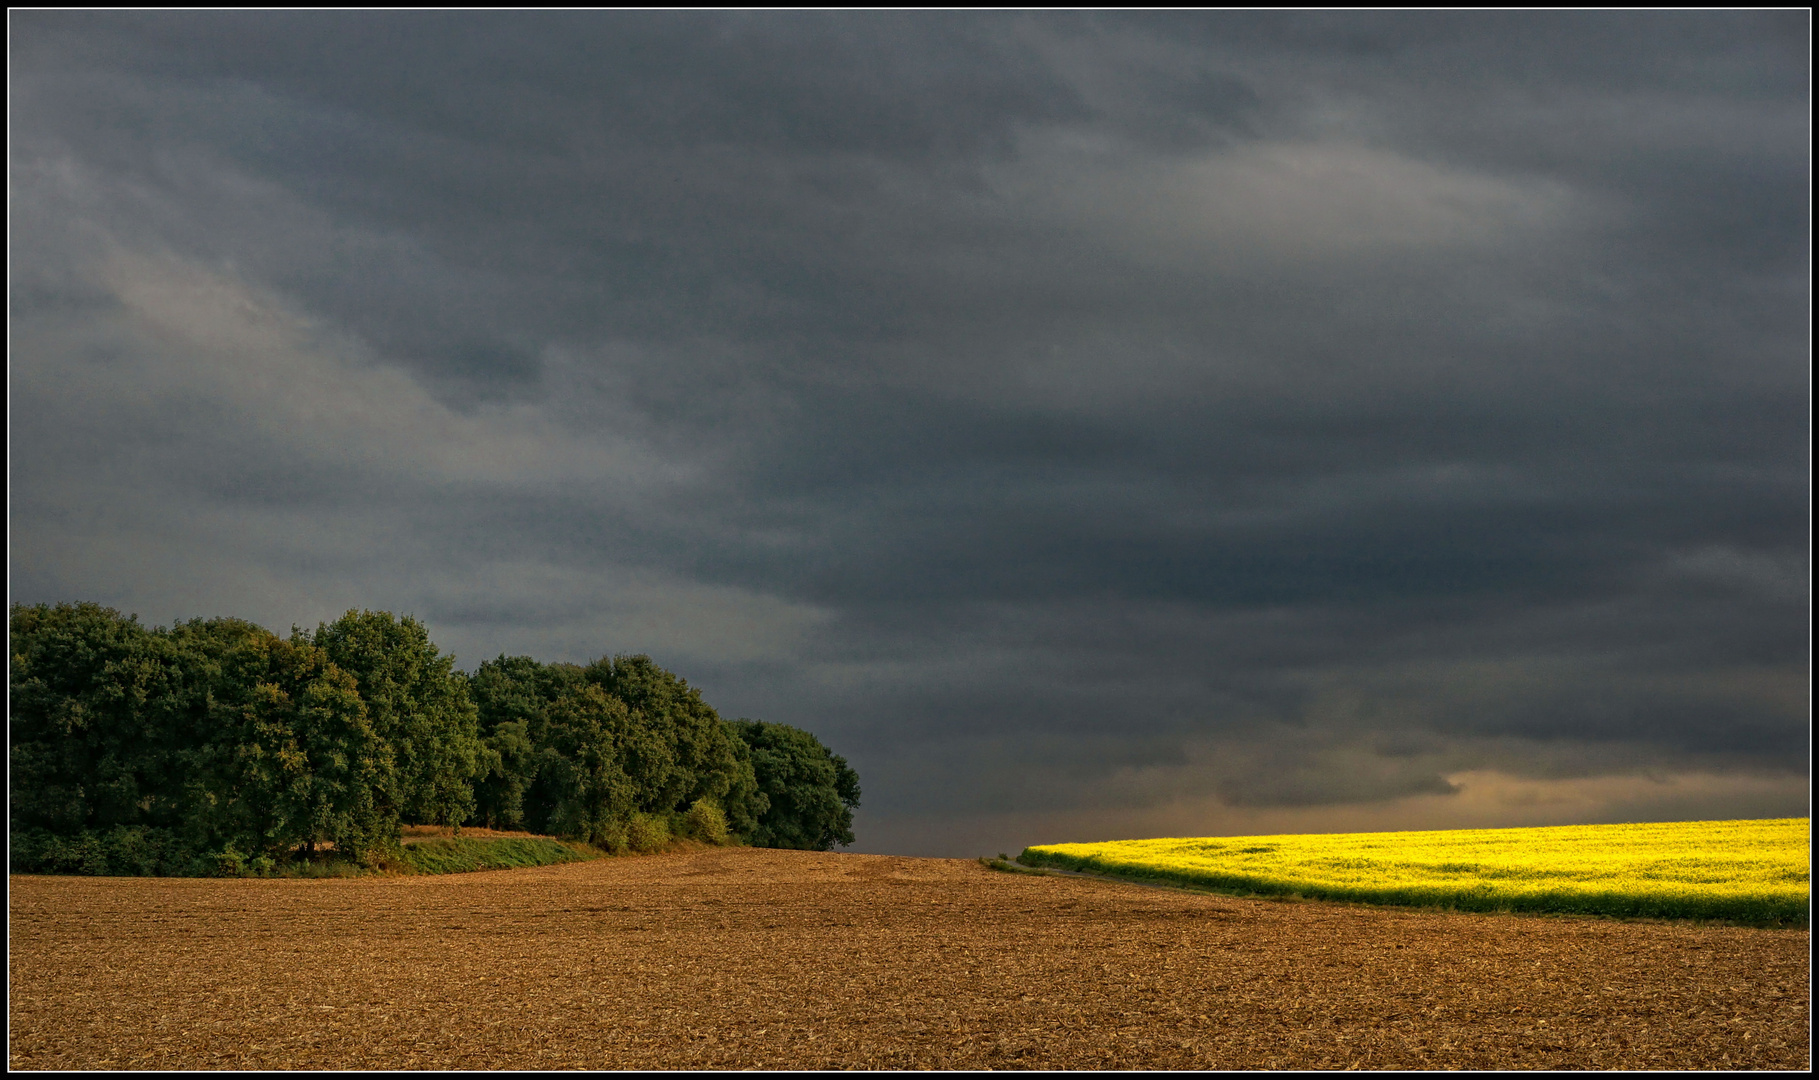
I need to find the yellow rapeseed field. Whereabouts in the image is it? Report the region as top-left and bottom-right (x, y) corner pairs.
(1020, 818), (1810, 925)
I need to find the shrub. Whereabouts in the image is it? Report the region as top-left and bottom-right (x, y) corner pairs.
(684, 799), (731, 845)
(10, 829), (106, 875)
(9, 826), (215, 877)
(212, 847), (248, 877)
(627, 812), (671, 853)
(592, 818), (630, 855)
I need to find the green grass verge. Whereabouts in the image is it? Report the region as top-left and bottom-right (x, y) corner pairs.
(395, 836), (596, 875)
(1015, 848), (1808, 928)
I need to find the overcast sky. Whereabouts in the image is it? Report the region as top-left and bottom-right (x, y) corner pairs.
(9, 12), (1809, 855)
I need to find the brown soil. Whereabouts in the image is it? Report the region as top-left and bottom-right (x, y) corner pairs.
(7, 848), (1809, 1070)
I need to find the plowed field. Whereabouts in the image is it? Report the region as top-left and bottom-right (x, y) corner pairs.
(8, 848), (1809, 1070)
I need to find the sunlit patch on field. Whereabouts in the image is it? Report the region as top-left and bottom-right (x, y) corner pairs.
(1021, 818), (1810, 925)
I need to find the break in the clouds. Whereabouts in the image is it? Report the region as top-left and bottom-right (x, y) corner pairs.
(9, 11), (1809, 855)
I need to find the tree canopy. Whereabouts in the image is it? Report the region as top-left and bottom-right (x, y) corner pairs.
(9, 601), (860, 875)
(304, 610), (483, 828)
(730, 719), (862, 851)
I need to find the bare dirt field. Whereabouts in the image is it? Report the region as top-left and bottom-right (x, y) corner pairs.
(8, 847), (1809, 1070)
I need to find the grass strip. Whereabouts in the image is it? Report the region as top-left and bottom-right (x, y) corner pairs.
(395, 836), (596, 875)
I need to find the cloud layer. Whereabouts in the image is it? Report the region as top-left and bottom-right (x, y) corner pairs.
(10, 12), (1808, 854)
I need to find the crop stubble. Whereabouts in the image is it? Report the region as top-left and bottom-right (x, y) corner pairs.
(8, 848), (1809, 1070)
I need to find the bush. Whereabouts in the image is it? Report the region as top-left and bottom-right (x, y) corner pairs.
(627, 812), (671, 852)
(283, 856), (364, 879)
(591, 818), (631, 855)
(9, 826), (214, 877)
(683, 799), (730, 845)
(10, 829), (105, 875)
(212, 847), (248, 878)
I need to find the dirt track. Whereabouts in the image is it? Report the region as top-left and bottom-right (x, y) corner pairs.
(8, 848), (1809, 1070)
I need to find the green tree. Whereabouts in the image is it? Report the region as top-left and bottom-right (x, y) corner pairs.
(176, 622), (395, 865)
(12, 602), (856, 873)
(585, 654), (762, 824)
(471, 719), (534, 829)
(470, 655), (584, 830)
(470, 653), (767, 843)
(305, 610), (483, 827)
(9, 602), (173, 840)
(729, 719), (860, 851)
(527, 682), (643, 844)
(252, 635), (393, 864)
(9, 603), (397, 873)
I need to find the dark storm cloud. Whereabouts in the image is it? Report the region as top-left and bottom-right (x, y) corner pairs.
(10, 12), (1808, 854)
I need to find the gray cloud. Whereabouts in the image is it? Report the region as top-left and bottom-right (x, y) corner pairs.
(9, 12), (1808, 855)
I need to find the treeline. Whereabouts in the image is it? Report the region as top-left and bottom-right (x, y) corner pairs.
(9, 602), (860, 876)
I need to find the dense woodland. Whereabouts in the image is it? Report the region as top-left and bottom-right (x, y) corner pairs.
(8, 602), (860, 875)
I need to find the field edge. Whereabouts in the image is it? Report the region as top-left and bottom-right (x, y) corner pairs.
(1015, 845), (1810, 929)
